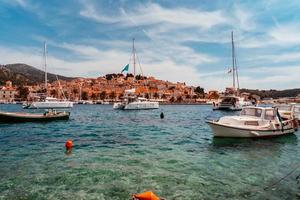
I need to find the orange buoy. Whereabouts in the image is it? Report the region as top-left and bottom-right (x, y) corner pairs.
(132, 191), (160, 200)
(65, 140), (73, 150)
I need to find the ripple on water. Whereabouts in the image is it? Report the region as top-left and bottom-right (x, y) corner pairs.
(0, 104), (299, 199)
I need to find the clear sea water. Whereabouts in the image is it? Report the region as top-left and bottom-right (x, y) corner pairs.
(0, 104), (299, 200)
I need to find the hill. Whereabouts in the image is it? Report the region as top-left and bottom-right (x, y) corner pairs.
(240, 88), (300, 99)
(0, 63), (74, 86)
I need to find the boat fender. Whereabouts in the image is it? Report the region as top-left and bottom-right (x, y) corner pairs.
(132, 191), (161, 200)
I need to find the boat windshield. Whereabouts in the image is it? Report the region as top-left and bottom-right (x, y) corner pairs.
(221, 97), (238, 103)
(264, 109), (276, 120)
(241, 108), (262, 117)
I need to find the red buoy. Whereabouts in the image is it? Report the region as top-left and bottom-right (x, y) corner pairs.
(65, 140), (73, 150)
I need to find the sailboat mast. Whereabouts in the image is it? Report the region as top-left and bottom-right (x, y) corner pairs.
(44, 41), (48, 92)
(231, 31), (235, 90)
(132, 38), (136, 77)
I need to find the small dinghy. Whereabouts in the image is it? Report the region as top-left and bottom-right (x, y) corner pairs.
(0, 110), (70, 123)
(206, 106), (297, 138)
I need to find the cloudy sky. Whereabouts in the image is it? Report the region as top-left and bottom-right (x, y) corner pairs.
(1, 0), (300, 90)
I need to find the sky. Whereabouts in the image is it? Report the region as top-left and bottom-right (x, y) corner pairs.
(1, 0), (300, 91)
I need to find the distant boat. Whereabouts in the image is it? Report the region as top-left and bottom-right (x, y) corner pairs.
(113, 39), (159, 110)
(23, 42), (73, 109)
(207, 106), (297, 138)
(275, 103), (300, 124)
(113, 89), (159, 110)
(213, 32), (251, 111)
(0, 110), (70, 123)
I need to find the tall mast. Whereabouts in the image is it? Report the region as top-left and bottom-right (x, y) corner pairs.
(231, 31), (235, 90)
(44, 41), (48, 92)
(132, 38), (136, 77)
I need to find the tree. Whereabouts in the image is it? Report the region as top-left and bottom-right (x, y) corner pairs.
(161, 94), (166, 99)
(17, 86), (30, 100)
(72, 88), (79, 94)
(109, 91), (116, 99)
(153, 92), (159, 99)
(82, 91), (88, 100)
(176, 96), (183, 102)
(91, 93), (97, 100)
(100, 91), (106, 100)
(145, 93), (149, 99)
(50, 89), (57, 97)
(194, 86), (204, 95)
(169, 96), (175, 102)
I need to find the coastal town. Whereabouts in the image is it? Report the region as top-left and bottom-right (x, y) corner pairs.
(1, 74), (300, 105)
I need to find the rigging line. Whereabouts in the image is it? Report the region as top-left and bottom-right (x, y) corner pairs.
(136, 53), (144, 76)
(56, 74), (66, 100)
(234, 46), (240, 90)
(46, 52), (67, 100)
(263, 164), (300, 191)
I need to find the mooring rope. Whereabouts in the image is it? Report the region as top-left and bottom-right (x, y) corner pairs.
(263, 164), (300, 191)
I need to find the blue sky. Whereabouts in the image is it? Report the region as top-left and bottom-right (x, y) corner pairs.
(1, 0), (300, 90)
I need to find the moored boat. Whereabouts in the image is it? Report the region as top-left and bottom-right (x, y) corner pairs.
(213, 32), (252, 111)
(0, 110), (70, 123)
(23, 42), (73, 109)
(113, 39), (159, 110)
(207, 106), (297, 138)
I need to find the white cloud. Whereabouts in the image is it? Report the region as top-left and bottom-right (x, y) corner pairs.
(80, 3), (229, 30)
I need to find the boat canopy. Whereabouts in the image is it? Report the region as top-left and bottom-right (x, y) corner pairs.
(241, 107), (262, 117)
(240, 107), (276, 120)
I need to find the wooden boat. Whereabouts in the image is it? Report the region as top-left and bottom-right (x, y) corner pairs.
(206, 106), (297, 138)
(0, 110), (70, 123)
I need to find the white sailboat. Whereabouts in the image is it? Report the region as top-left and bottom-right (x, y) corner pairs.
(23, 42), (73, 109)
(213, 32), (252, 111)
(207, 106), (297, 138)
(113, 39), (159, 110)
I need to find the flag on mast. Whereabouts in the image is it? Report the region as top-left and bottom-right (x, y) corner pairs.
(121, 64), (129, 73)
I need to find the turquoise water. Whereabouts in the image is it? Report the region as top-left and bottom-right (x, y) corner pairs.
(0, 104), (299, 200)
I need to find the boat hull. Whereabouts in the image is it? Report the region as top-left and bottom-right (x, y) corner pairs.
(206, 121), (295, 138)
(24, 101), (73, 109)
(124, 102), (159, 110)
(0, 111), (70, 123)
(113, 102), (159, 110)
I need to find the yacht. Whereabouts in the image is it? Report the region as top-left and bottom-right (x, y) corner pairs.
(23, 42), (73, 109)
(23, 97), (73, 109)
(213, 96), (252, 111)
(113, 39), (159, 110)
(113, 89), (159, 110)
(213, 32), (252, 111)
(207, 106), (297, 138)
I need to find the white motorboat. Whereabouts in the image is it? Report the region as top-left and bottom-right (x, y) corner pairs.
(113, 89), (159, 110)
(275, 103), (300, 123)
(24, 97), (73, 109)
(113, 38), (159, 110)
(24, 42), (73, 109)
(213, 32), (252, 111)
(213, 96), (252, 111)
(207, 106), (297, 138)
(293, 104), (300, 123)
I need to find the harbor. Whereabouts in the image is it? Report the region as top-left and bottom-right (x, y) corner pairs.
(0, 104), (299, 199)
(1, 0), (300, 199)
